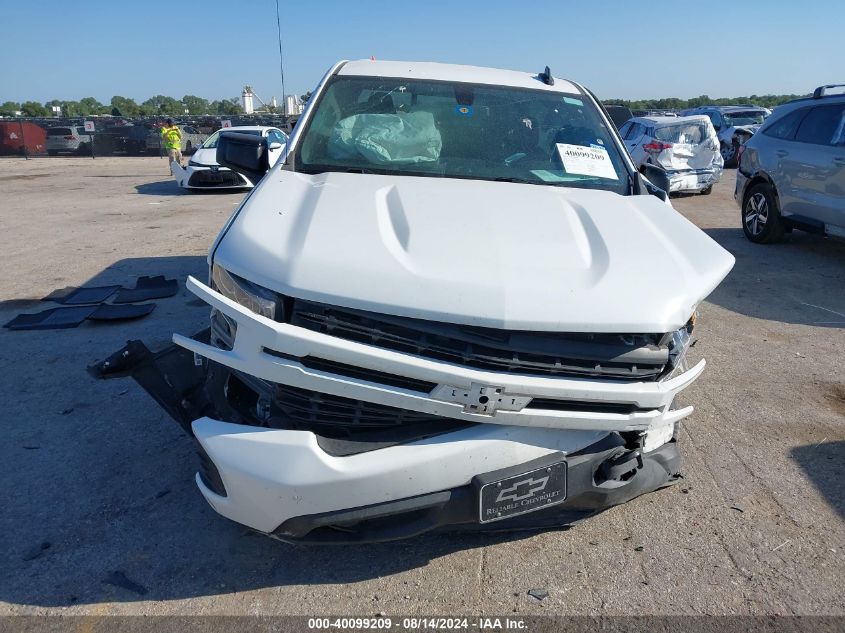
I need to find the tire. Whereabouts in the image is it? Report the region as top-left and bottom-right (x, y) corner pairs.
(720, 142), (737, 168)
(77, 143), (89, 156)
(742, 182), (785, 243)
(47, 150), (58, 156)
(700, 185), (713, 195)
(185, 141), (193, 154)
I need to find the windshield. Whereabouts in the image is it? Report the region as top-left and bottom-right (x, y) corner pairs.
(201, 129), (262, 149)
(295, 76), (631, 194)
(723, 111), (766, 126)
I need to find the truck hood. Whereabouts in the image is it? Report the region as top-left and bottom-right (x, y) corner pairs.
(212, 171), (735, 333)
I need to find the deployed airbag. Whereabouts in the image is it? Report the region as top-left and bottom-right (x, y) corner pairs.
(329, 112), (442, 164)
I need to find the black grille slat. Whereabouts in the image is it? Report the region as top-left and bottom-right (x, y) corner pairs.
(289, 301), (668, 381)
(273, 384), (442, 430)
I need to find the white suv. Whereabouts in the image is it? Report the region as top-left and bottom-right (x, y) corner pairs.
(139, 60), (734, 542)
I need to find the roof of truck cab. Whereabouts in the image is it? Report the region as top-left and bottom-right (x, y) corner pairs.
(337, 59), (581, 94)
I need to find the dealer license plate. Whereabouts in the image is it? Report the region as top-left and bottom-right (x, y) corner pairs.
(479, 461), (567, 523)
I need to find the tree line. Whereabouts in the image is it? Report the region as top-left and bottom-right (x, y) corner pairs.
(605, 93), (810, 111)
(0, 95), (245, 118)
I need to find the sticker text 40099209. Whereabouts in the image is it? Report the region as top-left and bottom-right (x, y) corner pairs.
(555, 143), (618, 180)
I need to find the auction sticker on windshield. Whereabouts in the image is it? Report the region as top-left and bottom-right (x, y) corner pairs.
(556, 143), (618, 180)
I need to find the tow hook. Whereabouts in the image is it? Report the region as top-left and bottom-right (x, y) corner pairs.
(599, 449), (644, 482)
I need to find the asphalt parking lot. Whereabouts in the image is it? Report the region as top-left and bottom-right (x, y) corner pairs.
(0, 156), (843, 617)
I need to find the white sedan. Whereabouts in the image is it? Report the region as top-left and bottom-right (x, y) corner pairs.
(171, 126), (287, 190)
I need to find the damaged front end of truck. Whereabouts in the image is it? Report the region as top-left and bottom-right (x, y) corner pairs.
(94, 59), (735, 543)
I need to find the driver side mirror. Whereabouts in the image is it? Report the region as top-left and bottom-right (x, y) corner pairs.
(216, 132), (270, 183)
(639, 163), (670, 200)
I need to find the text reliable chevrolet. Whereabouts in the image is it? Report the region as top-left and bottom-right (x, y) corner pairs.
(144, 60), (735, 542)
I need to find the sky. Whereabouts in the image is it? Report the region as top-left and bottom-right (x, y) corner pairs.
(0, 0), (840, 105)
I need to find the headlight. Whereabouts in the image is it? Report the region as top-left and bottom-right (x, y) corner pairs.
(211, 264), (278, 320)
(665, 313), (695, 377)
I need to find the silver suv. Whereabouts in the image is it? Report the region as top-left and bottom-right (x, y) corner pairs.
(735, 85), (845, 243)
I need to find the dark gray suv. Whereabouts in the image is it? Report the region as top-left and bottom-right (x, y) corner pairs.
(735, 85), (845, 243)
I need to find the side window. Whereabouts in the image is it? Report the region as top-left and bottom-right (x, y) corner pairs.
(626, 123), (643, 140)
(763, 108), (808, 140)
(184, 126), (196, 134)
(794, 105), (845, 146)
(617, 122), (631, 139)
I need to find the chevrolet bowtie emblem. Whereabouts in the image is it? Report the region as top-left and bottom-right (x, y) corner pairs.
(495, 476), (550, 503)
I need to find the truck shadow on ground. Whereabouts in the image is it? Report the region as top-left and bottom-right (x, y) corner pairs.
(703, 228), (845, 327)
(791, 440), (845, 520)
(1, 255), (541, 607)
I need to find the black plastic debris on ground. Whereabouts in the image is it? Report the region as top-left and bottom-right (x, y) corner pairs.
(42, 285), (121, 305)
(89, 303), (156, 321)
(4, 305), (97, 330)
(113, 275), (178, 304)
(4, 303), (156, 330)
(89, 329), (210, 433)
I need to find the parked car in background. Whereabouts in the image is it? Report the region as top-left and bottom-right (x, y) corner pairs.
(145, 59), (735, 542)
(683, 106), (769, 166)
(735, 84), (845, 243)
(619, 115), (723, 195)
(171, 126), (287, 190)
(145, 124), (207, 155)
(45, 125), (92, 155)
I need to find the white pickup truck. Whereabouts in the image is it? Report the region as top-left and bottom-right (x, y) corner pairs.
(126, 60), (734, 542)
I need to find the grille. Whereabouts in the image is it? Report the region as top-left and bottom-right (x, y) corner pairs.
(188, 169), (245, 187)
(289, 300), (668, 381)
(273, 384), (445, 430)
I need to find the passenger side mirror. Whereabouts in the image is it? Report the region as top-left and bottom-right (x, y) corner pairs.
(639, 163), (670, 200)
(216, 132), (270, 183)
(268, 141), (284, 150)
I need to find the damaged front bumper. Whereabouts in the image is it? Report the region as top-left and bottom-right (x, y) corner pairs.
(98, 276), (703, 542)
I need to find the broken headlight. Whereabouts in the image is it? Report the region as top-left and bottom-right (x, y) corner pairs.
(665, 314), (695, 378)
(211, 264), (279, 320)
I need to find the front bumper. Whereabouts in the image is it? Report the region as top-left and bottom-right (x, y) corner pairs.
(666, 168), (721, 193)
(175, 277), (702, 434)
(171, 164), (254, 190)
(167, 277), (704, 539)
(194, 417), (680, 540)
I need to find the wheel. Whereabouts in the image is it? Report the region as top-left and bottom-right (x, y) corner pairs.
(48, 150), (58, 156)
(720, 142), (737, 168)
(742, 183), (785, 243)
(77, 143), (89, 155)
(699, 185), (713, 195)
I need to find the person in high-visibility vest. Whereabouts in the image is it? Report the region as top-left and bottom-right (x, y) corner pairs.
(160, 119), (183, 169)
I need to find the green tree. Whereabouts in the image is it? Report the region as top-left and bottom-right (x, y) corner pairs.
(21, 101), (49, 117)
(0, 101), (22, 116)
(110, 95), (141, 117)
(210, 98), (243, 115)
(142, 95), (182, 115)
(77, 96), (106, 115)
(181, 94), (209, 115)
(300, 90), (312, 104)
